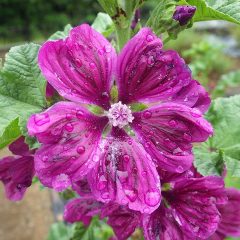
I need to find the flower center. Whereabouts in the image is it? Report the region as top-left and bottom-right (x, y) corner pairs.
(107, 101), (134, 128)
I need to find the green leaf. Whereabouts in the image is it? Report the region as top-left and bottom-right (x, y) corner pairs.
(71, 217), (113, 240)
(185, 0), (240, 25)
(47, 222), (74, 240)
(49, 24), (72, 40)
(0, 43), (47, 149)
(212, 71), (240, 98)
(194, 95), (240, 177)
(0, 118), (21, 148)
(92, 13), (114, 37)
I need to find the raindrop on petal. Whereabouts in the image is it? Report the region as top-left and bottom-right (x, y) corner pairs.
(34, 113), (50, 126)
(143, 111), (152, 119)
(77, 146), (85, 154)
(53, 174), (71, 192)
(145, 191), (161, 207)
(124, 189), (138, 202)
(64, 123), (74, 132)
(146, 34), (154, 42)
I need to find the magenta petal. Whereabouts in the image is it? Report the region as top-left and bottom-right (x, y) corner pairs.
(170, 80), (211, 113)
(209, 232), (226, 240)
(38, 24), (116, 109)
(163, 176), (227, 239)
(27, 102), (108, 191)
(64, 197), (102, 225)
(131, 103), (213, 173)
(88, 128), (161, 214)
(72, 179), (92, 197)
(0, 156), (34, 201)
(142, 205), (185, 240)
(9, 136), (34, 156)
(116, 28), (193, 104)
(215, 188), (240, 237)
(101, 203), (140, 240)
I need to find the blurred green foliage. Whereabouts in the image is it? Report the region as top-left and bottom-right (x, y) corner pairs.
(0, 0), (101, 42)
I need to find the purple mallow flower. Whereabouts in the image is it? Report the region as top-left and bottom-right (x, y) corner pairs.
(142, 170), (227, 239)
(173, 5), (197, 26)
(27, 24), (212, 213)
(64, 168), (227, 240)
(0, 137), (35, 201)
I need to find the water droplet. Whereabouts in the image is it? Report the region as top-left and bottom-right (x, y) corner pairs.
(147, 56), (155, 66)
(76, 110), (84, 119)
(101, 92), (109, 98)
(97, 175), (107, 190)
(70, 156), (77, 161)
(191, 108), (201, 118)
(53, 174), (71, 192)
(77, 146), (85, 154)
(65, 113), (73, 120)
(42, 155), (49, 161)
(101, 192), (110, 199)
(34, 113), (50, 126)
(75, 58), (82, 67)
(128, 140), (132, 145)
(169, 120), (177, 127)
(144, 141), (151, 148)
(183, 133), (192, 141)
(143, 111), (152, 119)
(142, 171), (147, 177)
(104, 45), (112, 53)
(89, 62), (96, 69)
(145, 191), (161, 207)
(176, 165), (184, 173)
(146, 34), (154, 42)
(92, 155), (99, 162)
(64, 123), (74, 132)
(124, 189), (138, 202)
(123, 154), (130, 162)
(143, 207), (150, 213)
(98, 49), (104, 55)
(193, 226), (199, 233)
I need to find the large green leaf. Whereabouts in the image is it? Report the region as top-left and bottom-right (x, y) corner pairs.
(0, 43), (47, 148)
(185, 0), (240, 25)
(194, 95), (240, 177)
(92, 13), (114, 37)
(47, 222), (74, 240)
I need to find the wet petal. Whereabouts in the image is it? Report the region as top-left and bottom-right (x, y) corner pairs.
(131, 103), (213, 173)
(101, 203), (140, 240)
(170, 80), (211, 113)
(215, 188), (240, 237)
(116, 28), (192, 105)
(0, 156), (34, 201)
(27, 102), (108, 191)
(88, 128), (161, 214)
(142, 205), (186, 240)
(163, 176), (227, 239)
(64, 197), (102, 225)
(39, 24), (116, 109)
(9, 136), (34, 156)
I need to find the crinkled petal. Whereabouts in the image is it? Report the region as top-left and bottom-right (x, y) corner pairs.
(0, 156), (34, 201)
(27, 102), (108, 191)
(163, 176), (227, 239)
(116, 28), (193, 105)
(9, 136), (34, 156)
(170, 80), (211, 113)
(64, 197), (102, 225)
(88, 128), (161, 214)
(131, 103), (213, 173)
(38, 24), (116, 109)
(142, 205), (186, 240)
(101, 203), (140, 240)
(72, 179), (93, 197)
(216, 188), (240, 237)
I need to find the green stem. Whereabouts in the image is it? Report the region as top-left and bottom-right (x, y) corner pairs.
(115, 24), (131, 51)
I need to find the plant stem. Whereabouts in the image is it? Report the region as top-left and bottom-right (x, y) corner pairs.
(115, 24), (131, 51)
